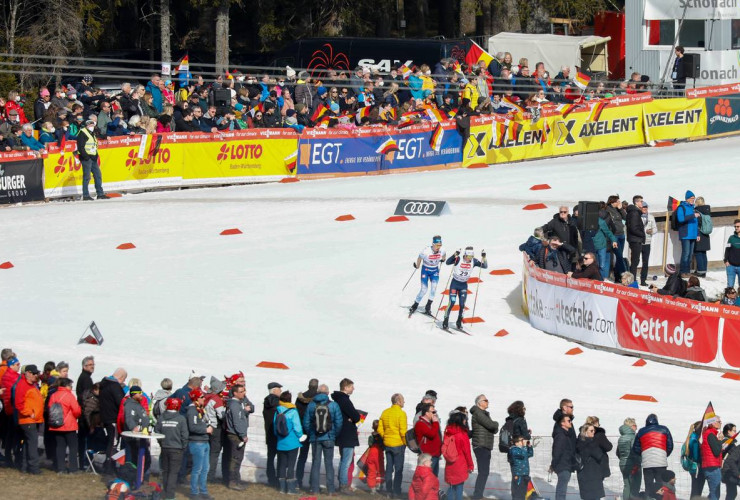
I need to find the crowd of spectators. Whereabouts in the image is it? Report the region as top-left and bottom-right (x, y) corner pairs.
(520, 191), (740, 306)
(0, 52), (657, 155)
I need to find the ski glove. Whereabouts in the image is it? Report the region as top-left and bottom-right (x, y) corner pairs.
(482, 251), (487, 258)
(454, 250), (460, 257)
(413, 262), (418, 269)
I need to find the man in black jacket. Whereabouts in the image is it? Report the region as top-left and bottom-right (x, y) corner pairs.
(76, 355), (95, 470)
(295, 378), (318, 490)
(470, 394), (499, 500)
(175, 108), (200, 132)
(263, 382), (282, 488)
(551, 413), (577, 500)
(626, 196), (646, 280)
(99, 367), (126, 473)
(543, 206), (579, 260)
(672, 46), (687, 95)
(332, 378), (361, 495)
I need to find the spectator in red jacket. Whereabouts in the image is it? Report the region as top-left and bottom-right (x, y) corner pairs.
(657, 469), (677, 500)
(443, 410), (474, 500)
(364, 420), (385, 493)
(48, 377), (82, 473)
(414, 402), (442, 476)
(702, 417), (724, 500)
(409, 453), (439, 500)
(1, 356), (21, 466)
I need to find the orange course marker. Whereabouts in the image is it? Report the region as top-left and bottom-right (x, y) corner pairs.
(467, 163), (489, 169)
(335, 215), (355, 221)
(722, 372), (740, 381)
(490, 269), (515, 276)
(654, 141), (674, 147)
(256, 361), (289, 370)
(523, 203), (548, 210)
(116, 243), (136, 250)
(632, 359), (647, 367)
(620, 394), (658, 402)
(106, 192), (123, 198)
(280, 177), (300, 183)
(385, 215), (408, 222)
(635, 170), (655, 177)
(462, 317), (484, 324)
(565, 347), (583, 355)
(494, 329), (509, 337)
(467, 277), (483, 284)
(530, 184), (551, 190)
(439, 305), (469, 312)
(0, 261), (13, 269)
(220, 228), (243, 235)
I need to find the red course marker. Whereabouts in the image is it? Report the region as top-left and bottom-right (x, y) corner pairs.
(220, 228), (243, 235)
(654, 141), (674, 147)
(620, 394), (658, 402)
(385, 216), (408, 222)
(523, 203), (548, 210)
(462, 317), (484, 324)
(256, 361), (289, 370)
(530, 184), (551, 190)
(494, 329), (509, 337)
(565, 347), (583, 355)
(335, 214), (355, 221)
(467, 277), (483, 284)
(722, 372), (740, 381)
(635, 170), (655, 177)
(467, 163), (489, 169)
(0, 261), (14, 269)
(490, 269), (515, 276)
(280, 177), (300, 183)
(116, 243), (136, 250)
(632, 359), (647, 367)
(106, 193), (123, 198)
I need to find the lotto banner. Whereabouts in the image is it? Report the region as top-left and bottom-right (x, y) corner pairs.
(296, 121), (462, 178)
(522, 254), (740, 370)
(43, 131), (296, 197)
(0, 154), (45, 204)
(642, 98), (707, 142)
(705, 94), (740, 136)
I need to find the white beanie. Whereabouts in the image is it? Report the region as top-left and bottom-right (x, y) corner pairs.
(286, 66), (296, 79)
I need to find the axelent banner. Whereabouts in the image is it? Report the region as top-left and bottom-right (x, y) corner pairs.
(0, 156), (45, 204)
(296, 122), (461, 177)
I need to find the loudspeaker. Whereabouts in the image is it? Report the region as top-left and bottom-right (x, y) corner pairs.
(577, 201), (601, 231)
(683, 53), (701, 79)
(213, 89), (231, 106)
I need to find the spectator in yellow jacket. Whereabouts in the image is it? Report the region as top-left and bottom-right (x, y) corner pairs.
(463, 75), (480, 110)
(378, 393), (408, 498)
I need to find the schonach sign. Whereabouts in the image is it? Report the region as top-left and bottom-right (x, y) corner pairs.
(394, 199), (448, 217)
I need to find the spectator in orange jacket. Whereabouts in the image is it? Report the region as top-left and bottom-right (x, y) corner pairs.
(15, 364), (43, 474)
(414, 402), (442, 476)
(48, 377), (82, 473)
(409, 453), (440, 500)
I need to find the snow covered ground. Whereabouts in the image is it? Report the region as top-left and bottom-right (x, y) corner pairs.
(3, 136), (740, 498)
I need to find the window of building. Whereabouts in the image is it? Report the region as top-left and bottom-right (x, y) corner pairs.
(732, 19), (740, 49)
(646, 19), (705, 48)
(647, 20), (675, 46)
(679, 20), (705, 48)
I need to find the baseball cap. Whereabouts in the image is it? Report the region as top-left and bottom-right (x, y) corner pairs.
(24, 364), (40, 375)
(267, 382), (282, 390)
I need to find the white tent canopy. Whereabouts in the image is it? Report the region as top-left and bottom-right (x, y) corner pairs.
(488, 33), (611, 77)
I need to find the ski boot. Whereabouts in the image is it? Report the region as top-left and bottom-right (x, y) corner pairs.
(409, 302), (418, 315)
(442, 315), (449, 329)
(456, 317), (463, 330)
(424, 300), (432, 315)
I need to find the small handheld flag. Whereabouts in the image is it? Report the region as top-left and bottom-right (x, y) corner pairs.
(376, 138), (399, 155)
(78, 321), (104, 346)
(429, 123), (444, 152)
(667, 196), (680, 211)
(574, 70), (591, 90)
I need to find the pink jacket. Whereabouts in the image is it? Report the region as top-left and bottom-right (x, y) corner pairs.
(48, 386), (81, 431)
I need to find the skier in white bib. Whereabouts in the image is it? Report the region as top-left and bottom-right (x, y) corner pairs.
(409, 235), (447, 316)
(443, 246), (487, 330)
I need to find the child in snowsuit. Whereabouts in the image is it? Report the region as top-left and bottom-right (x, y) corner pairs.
(657, 469), (677, 500)
(509, 434), (534, 500)
(364, 419), (385, 493)
(409, 453), (439, 500)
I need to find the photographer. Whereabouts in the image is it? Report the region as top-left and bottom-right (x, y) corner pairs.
(568, 253), (602, 281)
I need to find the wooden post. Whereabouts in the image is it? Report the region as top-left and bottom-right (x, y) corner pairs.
(662, 211), (670, 271)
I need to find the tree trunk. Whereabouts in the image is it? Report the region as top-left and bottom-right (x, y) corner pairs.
(526, 0), (551, 34)
(491, 0), (520, 35)
(8, 0), (18, 54)
(160, 0), (171, 64)
(375, 0), (392, 37)
(215, 0), (229, 74)
(479, 0), (492, 37)
(438, 0), (456, 37)
(459, 0), (476, 37)
(416, 0), (427, 37)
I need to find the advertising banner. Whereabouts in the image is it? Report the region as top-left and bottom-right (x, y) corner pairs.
(0, 155), (45, 204)
(642, 98), (707, 141)
(296, 122), (461, 177)
(721, 314), (740, 368)
(463, 114), (553, 167)
(644, 0), (740, 20)
(705, 93), (740, 136)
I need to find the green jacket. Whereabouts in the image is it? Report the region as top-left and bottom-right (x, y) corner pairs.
(593, 217), (617, 251)
(617, 424), (641, 468)
(469, 405), (499, 450)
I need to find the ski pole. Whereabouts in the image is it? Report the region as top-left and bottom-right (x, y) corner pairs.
(401, 266), (417, 292)
(469, 250), (485, 329)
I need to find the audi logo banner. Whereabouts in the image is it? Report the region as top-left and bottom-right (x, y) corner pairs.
(394, 199), (448, 217)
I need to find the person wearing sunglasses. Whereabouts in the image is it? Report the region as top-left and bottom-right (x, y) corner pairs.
(725, 219), (740, 288)
(542, 206), (579, 261)
(414, 402), (442, 476)
(470, 395), (499, 500)
(568, 252), (602, 281)
(722, 287), (740, 306)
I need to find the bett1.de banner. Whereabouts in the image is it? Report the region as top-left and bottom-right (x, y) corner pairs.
(522, 254), (740, 371)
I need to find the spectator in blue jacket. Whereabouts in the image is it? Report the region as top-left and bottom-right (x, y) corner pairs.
(509, 434), (534, 500)
(20, 124), (45, 151)
(145, 74), (163, 113)
(677, 190), (700, 276)
(632, 413), (674, 499)
(302, 384), (343, 496)
(38, 122), (58, 146)
(274, 391), (305, 494)
(519, 227), (546, 261)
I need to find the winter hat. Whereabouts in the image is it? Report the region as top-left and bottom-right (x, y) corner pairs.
(330, 102), (340, 114)
(665, 263), (677, 276)
(268, 382), (283, 390)
(285, 116), (297, 126)
(262, 100), (275, 111)
(40, 89), (50, 97)
(298, 71), (309, 81)
(7, 357), (19, 367)
(286, 109), (296, 118)
(286, 66), (296, 79)
(208, 376), (226, 395)
(643, 201), (649, 208)
(685, 190), (695, 200)
(67, 89), (77, 97)
(317, 86), (327, 97)
(661, 470), (675, 482)
(129, 386), (143, 395)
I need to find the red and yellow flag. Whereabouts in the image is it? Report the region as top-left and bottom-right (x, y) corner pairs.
(465, 40), (494, 68)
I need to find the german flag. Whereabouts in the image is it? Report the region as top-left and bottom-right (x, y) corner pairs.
(357, 410), (368, 428)
(425, 107), (446, 123)
(525, 478), (538, 499)
(540, 120), (551, 145)
(356, 106), (371, 122)
(447, 108), (457, 119)
(667, 196), (680, 211)
(311, 103), (328, 123)
(376, 138), (399, 155)
(429, 123), (444, 152)
(398, 64), (413, 79)
(452, 61), (462, 74)
(701, 401), (718, 430)
(561, 103), (576, 119)
(249, 102), (263, 117)
(724, 430), (740, 452)
(502, 95), (525, 115)
(137, 134), (153, 159)
(497, 121), (509, 147)
(284, 150), (298, 172)
(509, 121), (522, 142)
(588, 99), (609, 122)
(316, 115), (332, 128)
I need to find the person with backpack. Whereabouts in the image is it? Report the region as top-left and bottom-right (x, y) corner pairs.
(47, 377), (81, 473)
(501, 400), (531, 455)
(203, 377), (226, 484)
(295, 378), (318, 491)
(303, 383), (343, 496)
(693, 196), (711, 277)
(414, 402), (442, 477)
(263, 381), (283, 489)
(186, 388), (213, 500)
(551, 413), (577, 500)
(409, 453), (440, 500)
(676, 190), (700, 277)
(443, 410), (474, 500)
(606, 195), (628, 282)
(378, 393), (408, 498)
(576, 423), (607, 500)
(223, 383), (253, 491)
(469, 394), (499, 500)
(617, 417), (642, 500)
(274, 390), (306, 494)
(683, 421), (704, 497)
(151, 378), (173, 423)
(1, 356), (22, 468)
(702, 416), (724, 500)
(154, 397), (188, 500)
(331, 378), (361, 494)
(725, 220), (740, 287)
(722, 423), (740, 500)
(632, 413), (674, 500)
(509, 434), (534, 500)
(14, 364), (43, 475)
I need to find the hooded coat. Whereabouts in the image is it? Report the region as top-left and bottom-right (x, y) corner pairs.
(577, 437), (606, 500)
(443, 424), (474, 486)
(331, 390), (361, 448)
(632, 414), (673, 469)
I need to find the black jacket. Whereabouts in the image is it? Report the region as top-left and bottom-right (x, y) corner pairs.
(551, 424), (577, 473)
(543, 214), (579, 257)
(536, 246), (572, 274)
(570, 262), (602, 281)
(331, 390), (361, 448)
(593, 426), (613, 479)
(695, 205), (711, 252)
(263, 393), (280, 446)
(505, 414), (530, 441)
(175, 118), (200, 132)
(98, 377), (124, 425)
(723, 442), (740, 485)
(296, 385), (318, 422)
(576, 437), (606, 499)
(626, 205), (646, 244)
(656, 274), (687, 297)
(76, 370), (94, 406)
